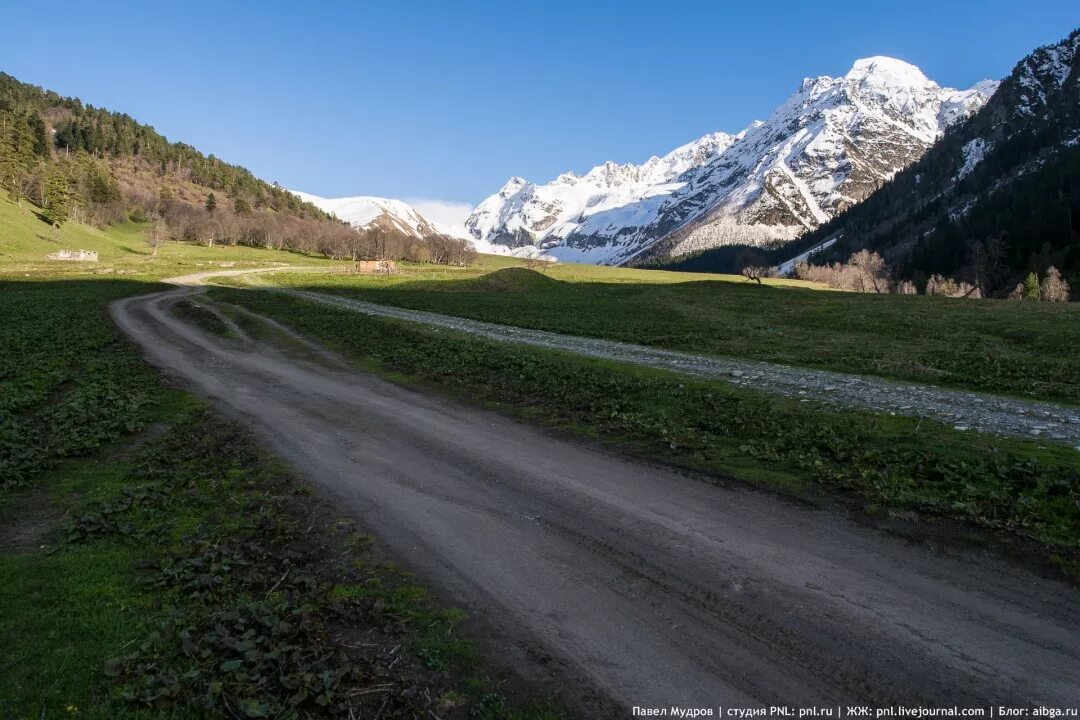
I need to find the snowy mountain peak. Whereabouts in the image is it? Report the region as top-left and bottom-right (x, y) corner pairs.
(845, 56), (931, 87)
(464, 128), (736, 253)
(291, 191), (442, 240)
(466, 55), (999, 265)
(661, 132), (737, 174)
(498, 177), (531, 196)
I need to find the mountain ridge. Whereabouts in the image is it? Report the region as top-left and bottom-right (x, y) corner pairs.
(466, 57), (997, 265)
(788, 28), (1080, 296)
(290, 190), (442, 240)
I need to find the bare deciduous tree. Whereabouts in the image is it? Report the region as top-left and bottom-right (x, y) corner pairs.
(741, 265), (772, 284)
(926, 274), (981, 299)
(1040, 266), (1071, 302)
(144, 216), (169, 257)
(849, 250), (891, 293)
(796, 250), (891, 293)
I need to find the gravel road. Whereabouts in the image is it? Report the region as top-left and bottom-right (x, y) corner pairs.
(109, 273), (1080, 712)
(273, 287), (1080, 447)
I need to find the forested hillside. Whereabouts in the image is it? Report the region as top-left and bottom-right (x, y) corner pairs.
(0, 72), (473, 264)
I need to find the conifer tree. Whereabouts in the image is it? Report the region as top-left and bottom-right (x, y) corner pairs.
(42, 167), (72, 226)
(205, 192), (217, 213)
(1022, 272), (1041, 301)
(0, 114), (39, 203)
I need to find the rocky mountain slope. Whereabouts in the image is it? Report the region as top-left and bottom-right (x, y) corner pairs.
(291, 191), (443, 239)
(464, 132), (735, 261)
(796, 29), (1080, 295)
(466, 58), (997, 265)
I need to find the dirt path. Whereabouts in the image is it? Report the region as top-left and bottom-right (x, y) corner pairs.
(261, 286), (1080, 446)
(110, 272), (1080, 711)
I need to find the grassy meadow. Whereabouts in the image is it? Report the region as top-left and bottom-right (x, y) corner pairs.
(211, 285), (1080, 565)
(236, 258), (1080, 405)
(3, 192), (1080, 716)
(0, 198), (555, 719)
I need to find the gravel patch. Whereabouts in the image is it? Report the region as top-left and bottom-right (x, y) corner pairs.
(279, 288), (1080, 447)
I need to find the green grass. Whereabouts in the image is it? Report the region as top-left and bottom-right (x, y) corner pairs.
(2, 396), (558, 718)
(212, 286), (1080, 566)
(237, 259), (1080, 405)
(0, 191), (340, 491)
(3, 189), (1079, 716)
(0, 200), (560, 718)
(0, 539), (160, 717)
(0, 194), (343, 278)
(0, 448), (175, 719)
(0, 276), (163, 490)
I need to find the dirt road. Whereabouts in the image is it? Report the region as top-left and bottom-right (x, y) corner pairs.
(110, 273), (1080, 713)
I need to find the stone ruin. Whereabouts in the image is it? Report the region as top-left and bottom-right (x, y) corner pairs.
(354, 259), (395, 274)
(45, 249), (99, 262)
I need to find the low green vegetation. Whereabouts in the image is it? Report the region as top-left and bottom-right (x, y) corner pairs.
(0, 277), (161, 489)
(4, 182), (1079, 718)
(3, 397), (554, 718)
(0, 200), (556, 718)
(211, 286), (1080, 571)
(0, 196), (336, 491)
(243, 260), (1080, 405)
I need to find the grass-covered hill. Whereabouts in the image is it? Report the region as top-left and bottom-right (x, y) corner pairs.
(0, 72), (473, 264)
(0, 72), (331, 220)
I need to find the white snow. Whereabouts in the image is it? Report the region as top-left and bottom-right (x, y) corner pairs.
(775, 237), (838, 276)
(1015, 33), (1079, 116)
(291, 190), (439, 239)
(463, 132), (735, 255)
(671, 222), (802, 259)
(957, 138), (991, 178)
(401, 198), (474, 239)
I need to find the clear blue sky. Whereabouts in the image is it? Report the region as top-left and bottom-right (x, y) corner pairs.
(2, 0), (1077, 212)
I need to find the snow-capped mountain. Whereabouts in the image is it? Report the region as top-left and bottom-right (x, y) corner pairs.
(466, 57), (998, 265)
(464, 132), (735, 261)
(291, 191), (443, 239)
(791, 29), (1080, 295)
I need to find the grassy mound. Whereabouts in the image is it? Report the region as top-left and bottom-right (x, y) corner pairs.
(470, 267), (560, 293)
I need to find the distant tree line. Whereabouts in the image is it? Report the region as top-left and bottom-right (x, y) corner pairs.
(795, 250), (1070, 301)
(0, 71), (475, 266)
(644, 237), (820, 275)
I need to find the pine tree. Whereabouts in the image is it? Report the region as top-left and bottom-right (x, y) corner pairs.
(0, 114), (39, 203)
(233, 197), (251, 215)
(205, 192), (217, 213)
(1022, 272), (1041, 301)
(42, 167), (72, 227)
(0, 139), (17, 199)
